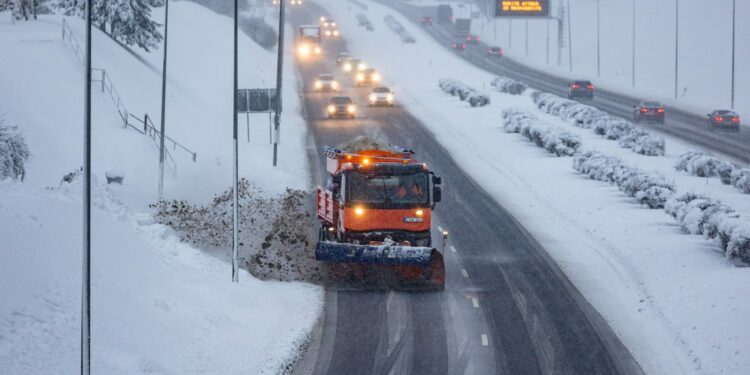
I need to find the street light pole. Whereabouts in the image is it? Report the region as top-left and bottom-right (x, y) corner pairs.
(632, 0), (636, 87)
(273, 0), (286, 166)
(567, 0), (573, 72)
(158, 0), (169, 200)
(731, 0), (736, 109)
(81, 0), (92, 373)
(525, 18), (528, 57)
(674, 0), (679, 99)
(231, 0), (240, 283)
(546, 18), (550, 64)
(596, 0), (602, 77)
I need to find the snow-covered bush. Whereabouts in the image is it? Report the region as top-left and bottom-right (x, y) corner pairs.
(490, 76), (527, 95)
(675, 151), (737, 180)
(502, 109), (580, 156)
(150, 179), (323, 282)
(730, 168), (750, 193)
(0, 122), (30, 181)
(573, 150), (673, 208)
(439, 79), (489, 107)
(532, 91), (665, 156)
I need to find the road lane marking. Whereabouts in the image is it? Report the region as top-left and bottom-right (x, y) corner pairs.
(437, 225), (444, 232)
(461, 269), (469, 278)
(481, 334), (489, 346)
(449, 245), (456, 253)
(471, 298), (479, 308)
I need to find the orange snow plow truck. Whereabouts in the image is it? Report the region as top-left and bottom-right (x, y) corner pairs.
(315, 146), (446, 288)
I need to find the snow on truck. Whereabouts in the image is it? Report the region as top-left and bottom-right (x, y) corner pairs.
(315, 146), (446, 288)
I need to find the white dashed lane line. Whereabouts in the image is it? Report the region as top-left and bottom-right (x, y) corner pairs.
(449, 245), (456, 253)
(481, 334), (489, 347)
(461, 269), (469, 278)
(471, 298), (479, 308)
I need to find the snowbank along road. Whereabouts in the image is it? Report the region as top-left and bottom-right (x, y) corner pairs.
(290, 2), (643, 374)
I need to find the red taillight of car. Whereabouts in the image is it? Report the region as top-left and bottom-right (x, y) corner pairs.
(657, 108), (665, 113)
(732, 117), (740, 123)
(476, 36), (480, 41)
(714, 116), (724, 122)
(462, 44), (466, 48)
(587, 84), (594, 89)
(452, 44), (457, 47)
(466, 37), (471, 41)
(640, 108), (648, 113)
(571, 84), (580, 89)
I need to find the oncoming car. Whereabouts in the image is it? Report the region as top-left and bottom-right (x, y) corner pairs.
(356, 68), (381, 87)
(314, 73), (338, 92)
(707, 110), (741, 132)
(343, 58), (366, 73)
(336, 52), (350, 66)
(633, 101), (665, 124)
(369, 87), (395, 107)
(327, 96), (357, 119)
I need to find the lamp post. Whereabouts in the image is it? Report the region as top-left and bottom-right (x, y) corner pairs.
(81, 0), (92, 373)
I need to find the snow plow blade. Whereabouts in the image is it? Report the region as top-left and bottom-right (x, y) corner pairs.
(316, 241), (433, 265)
(316, 241), (445, 288)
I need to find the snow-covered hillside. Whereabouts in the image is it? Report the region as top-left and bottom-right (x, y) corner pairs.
(0, 2), (322, 373)
(317, 0), (750, 373)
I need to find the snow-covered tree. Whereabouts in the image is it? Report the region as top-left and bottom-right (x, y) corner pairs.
(0, 120), (30, 181)
(59, 0), (163, 51)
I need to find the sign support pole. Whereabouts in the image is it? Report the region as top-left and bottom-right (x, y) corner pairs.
(231, 0), (240, 283)
(81, 0), (92, 373)
(273, 0), (286, 167)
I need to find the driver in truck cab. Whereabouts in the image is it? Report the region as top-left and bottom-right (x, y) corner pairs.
(394, 176), (425, 200)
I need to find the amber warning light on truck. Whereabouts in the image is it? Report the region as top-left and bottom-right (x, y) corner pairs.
(495, 0), (550, 17)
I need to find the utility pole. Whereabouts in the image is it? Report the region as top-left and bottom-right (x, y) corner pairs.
(525, 19), (528, 56)
(632, 0), (636, 87)
(596, 0), (602, 77)
(674, 0), (679, 99)
(546, 18), (550, 64)
(158, 0), (169, 200)
(273, 0), (286, 166)
(508, 19), (512, 49)
(567, 0), (573, 72)
(231, 0), (239, 283)
(731, 0), (736, 109)
(81, 0), (92, 373)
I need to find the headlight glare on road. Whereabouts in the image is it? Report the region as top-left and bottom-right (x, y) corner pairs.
(327, 105), (335, 113)
(347, 105), (356, 113)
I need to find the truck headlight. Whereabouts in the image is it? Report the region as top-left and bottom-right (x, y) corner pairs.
(327, 105), (335, 113)
(344, 63), (352, 72)
(369, 93), (376, 102)
(347, 105), (356, 113)
(298, 45), (309, 56)
(315, 81), (322, 88)
(314, 46), (321, 54)
(331, 22), (337, 27)
(325, 30), (331, 36)
(356, 73), (364, 81)
(358, 63), (366, 70)
(354, 206), (364, 216)
(331, 81), (338, 88)
(372, 73), (380, 81)
(386, 94), (394, 102)
(333, 30), (339, 36)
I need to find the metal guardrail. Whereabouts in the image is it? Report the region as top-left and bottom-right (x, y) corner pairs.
(61, 18), (198, 175)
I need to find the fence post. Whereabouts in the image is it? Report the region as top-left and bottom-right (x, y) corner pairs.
(101, 70), (105, 92)
(144, 113), (148, 133)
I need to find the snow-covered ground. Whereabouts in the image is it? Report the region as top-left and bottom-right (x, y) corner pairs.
(317, 0), (750, 373)
(407, 0), (750, 119)
(0, 2), (322, 373)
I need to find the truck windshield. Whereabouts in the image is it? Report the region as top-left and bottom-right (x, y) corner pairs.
(346, 171), (429, 207)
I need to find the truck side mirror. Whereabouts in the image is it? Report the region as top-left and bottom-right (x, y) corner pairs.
(432, 186), (442, 203)
(432, 175), (442, 185)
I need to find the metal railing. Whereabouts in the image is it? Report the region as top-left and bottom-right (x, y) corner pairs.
(61, 18), (197, 176)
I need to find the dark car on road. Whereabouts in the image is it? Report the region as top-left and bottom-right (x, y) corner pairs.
(707, 110), (740, 132)
(487, 46), (503, 57)
(336, 52), (350, 66)
(466, 35), (480, 44)
(327, 96), (357, 119)
(451, 40), (467, 51)
(633, 101), (665, 123)
(421, 16), (432, 26)
(568, 80), (594, 100)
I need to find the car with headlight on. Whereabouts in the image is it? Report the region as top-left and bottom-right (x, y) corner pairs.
(369, 87), (395, 107)
(326, 96), (357, 119)
(707, 110), (740, 132)
(336, 52), (350, 66)
(322, 18), (337, 29)
(343, 58), (366, 73)
(314, 73), (338, 92)
(356, 68), (381, 87)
